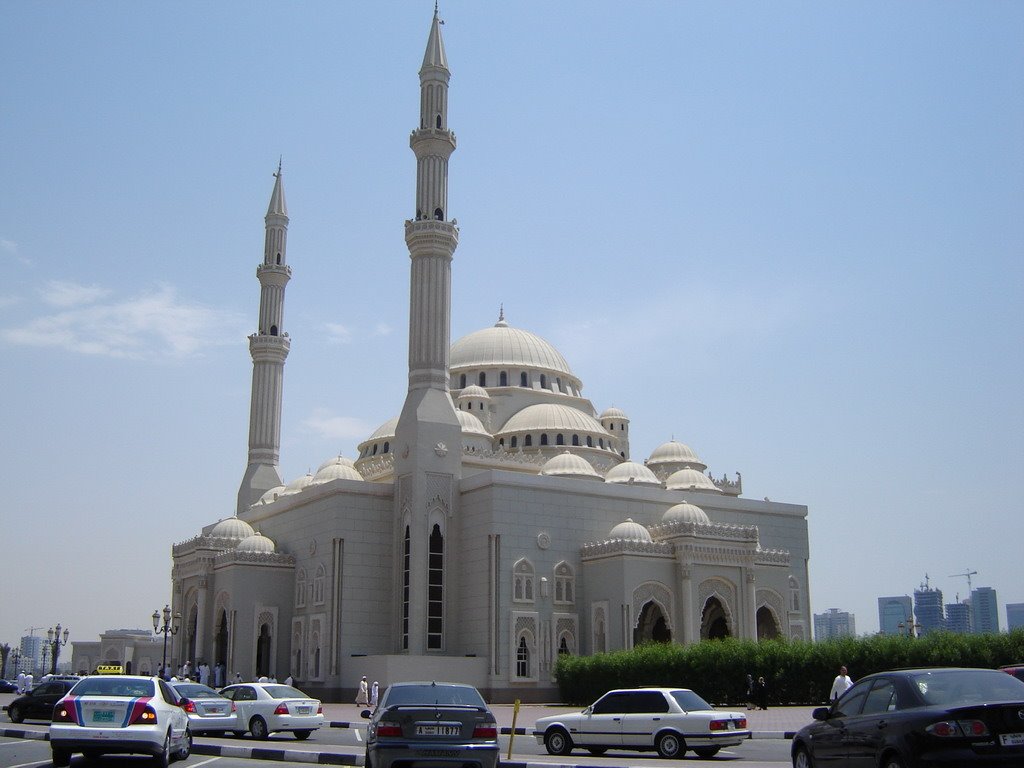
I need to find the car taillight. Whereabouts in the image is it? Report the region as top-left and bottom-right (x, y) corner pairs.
(473, 725), (498, 739)
(182, 700), (197, 713)
(926, 719), (990, 738)
(317, 703), (323, 714)
(274, 703), (290, 715)
(129, 704), (159, 726)
(377, 721), (402, 737)
(53, 701), (78, 724)
(231, 702), (237, 712)
(709, 719), (728, 731)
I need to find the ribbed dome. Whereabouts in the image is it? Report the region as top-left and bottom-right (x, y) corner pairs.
(450, 318), (574, 377)
(599, 406), (629, 421)
(256, 486), (285, 505)
(456, 409), (490, 436)
(647, 440), (706, 470)
(280, 472), (314, 496)
(662, 501), (711, 524)
(317, 455), (355, 472)
(211, 516), (255, 539)
(237, 532), (275, 553)
(665, 468), (722, 493)
(608, 518), (652, 542)
(498, 403), (609, 436)
(540, 451), (603, 480)
(366, 417), (399, 441)
(605, 461), (661, 486)
(457, 384), (490, 400)
(313, 459), (363, 483)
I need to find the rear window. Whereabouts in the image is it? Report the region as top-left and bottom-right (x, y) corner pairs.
(71, 678), (155, 698)
(174, 684), (223, 698)
(261, 685), (307, 699)
(669, 690), (714, 711)
(912, 669), (1024, 706)
(384, 684), (486, 708)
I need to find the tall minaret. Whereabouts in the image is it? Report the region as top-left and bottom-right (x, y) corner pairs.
(237, 165), (292, 514)
(392, 7), (462, 655)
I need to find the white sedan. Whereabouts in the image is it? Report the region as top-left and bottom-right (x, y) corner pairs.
(533, 686), (750, 759)
(218, 682), (324, 740)
(50, 675), (192, 767)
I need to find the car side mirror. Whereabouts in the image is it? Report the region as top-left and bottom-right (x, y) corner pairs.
(583, 706), (593, 715)
(812, 706), (830, 721)
(361, 709), (372, 719)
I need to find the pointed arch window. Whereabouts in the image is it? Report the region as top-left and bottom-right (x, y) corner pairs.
(540, 434), (549, 446)
(556, 434), (564, 446)
(572, 434), (580, 446)
(295, 568), (307, 608)
(276, 252), (282, 265)
(383, 441), (390, 454)
(459, 373), (467, 388)
(520, 372), (528, 387)
(434, 207), (443, 220)
(313, 564), (326, 605)
(428, 524), (444, 649)
(524, 435), (532, 447)
(511, 436), (518, 448)
(500, 371), (508, 386)
(478, 371), (486, 387)
(402, 526), (410, 651)
(554, 562), (575, 604)
(513, 559), (535, 603)
(270, 325), (279, 336)
(516, 636), (530, 678)
(539, 374), (547, 389)
(587, 436), (593, 447)
(436, 114), (442, 129)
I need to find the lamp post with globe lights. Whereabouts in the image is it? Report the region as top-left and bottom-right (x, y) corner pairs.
(152, 605), (181, 678)
(47, 624), (70, 675)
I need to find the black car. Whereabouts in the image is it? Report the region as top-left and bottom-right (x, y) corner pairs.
(6, 679), (78, 723)
(791, 667), (1024, 768)
(0, 680), (18, 694)
(362, 681), (499, 768)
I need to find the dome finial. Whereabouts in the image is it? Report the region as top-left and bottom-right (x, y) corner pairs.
(495, 304), (508, 327)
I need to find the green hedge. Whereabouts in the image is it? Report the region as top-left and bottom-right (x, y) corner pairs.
(553, 630), (1024, 706)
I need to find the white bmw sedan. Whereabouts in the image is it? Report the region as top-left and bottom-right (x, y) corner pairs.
(533, 687), (750, 759)
(50, 675), (192, 767)
(218, 682), (324, 739)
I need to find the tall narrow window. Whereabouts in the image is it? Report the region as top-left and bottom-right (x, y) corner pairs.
(511, 436), (518, 448)
(459, 373), (466, 388)
(525, 435), (532, 447)
(540, 374), (547, 389)
(516, 636), (530, 678)
(402, 526), (410, 650)
(556, 434), (564, 446)
(520, 372), (528, 387)
(500, 371), (508, 386)
(540, 434), (549, 446)
(428, 524), (444, 649)
(478, 371), (486, 386)
(572, 434), (580, 446)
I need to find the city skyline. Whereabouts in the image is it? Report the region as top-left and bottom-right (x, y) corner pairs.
(2, 1), (1022, 645)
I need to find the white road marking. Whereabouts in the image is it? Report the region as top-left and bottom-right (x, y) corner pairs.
(5, 761), (50, 768)
(0, 741), (34, 746)
(187, 757), (223, 767)
(355, 727), (363, 742)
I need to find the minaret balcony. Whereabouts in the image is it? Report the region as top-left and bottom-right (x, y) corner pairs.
(410, 128), (457, 155)
(405, 218), (459, 253)
(257, 263), (292, 278)
(248, 332), (291, 361)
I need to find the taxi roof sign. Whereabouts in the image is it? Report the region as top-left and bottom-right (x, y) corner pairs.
(96, 664), (124, 675)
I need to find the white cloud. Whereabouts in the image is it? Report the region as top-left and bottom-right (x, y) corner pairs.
(1, 282), (247, 359)
(373, 323), (392, 337)
(324, 322), (353, 344)
(300, 408), (374, 441)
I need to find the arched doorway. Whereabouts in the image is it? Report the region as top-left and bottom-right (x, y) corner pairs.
(214, 610), (228, 667)
(185, 604), (198, 666)
(756, 606), (781, 640)
(701, 596), (730, 639)
(256, 623), (272, 677)
(634, 601), (672, 645)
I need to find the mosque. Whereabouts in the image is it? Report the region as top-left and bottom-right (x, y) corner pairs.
(159, 9), (809, 702)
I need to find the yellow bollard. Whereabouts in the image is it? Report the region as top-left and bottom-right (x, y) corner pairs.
(507, 699), (520, 760)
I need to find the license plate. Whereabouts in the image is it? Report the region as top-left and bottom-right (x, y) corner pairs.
(297, 706), (311, 714)
(93, 710), (115, 723)
(207, 707), (225, 714)
(727, 721), (736, 730)
(416, 725), (460, 736)
(1000, 732), (1024, 746)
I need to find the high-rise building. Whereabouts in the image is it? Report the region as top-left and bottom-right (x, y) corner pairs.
(878, 596), (913, 636)
(815, 608), (856, 639)
(945, 600), (971, 634)
(1007, 603), (1024, 631)
(19, 634), (45, 676)
(914, 578), (945, 636)
(971, 587), (999, 634)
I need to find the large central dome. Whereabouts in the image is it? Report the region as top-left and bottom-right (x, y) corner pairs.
(450, 315), (574, 377)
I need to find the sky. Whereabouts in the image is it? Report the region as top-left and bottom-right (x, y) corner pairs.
(2, 1), (1022, 653)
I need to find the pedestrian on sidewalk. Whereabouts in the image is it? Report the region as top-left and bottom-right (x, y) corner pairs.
(356, 675), (369, 706)
(745, 673), (754, 709)
(829, 665), (853, 702)
(755, 676), (769, 710)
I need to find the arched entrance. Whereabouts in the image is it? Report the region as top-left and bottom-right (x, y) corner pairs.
(215, 610), (228, 667)
(185, 604), (198, 666)
(756, 606), (781, 640)
(256, 623), (272, 677)
(634, 601), (672, 645)
(701, 596), (730, 639)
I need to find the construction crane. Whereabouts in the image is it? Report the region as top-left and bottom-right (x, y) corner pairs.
(949, 569), (978, 594)
(23, 626), (44, 636)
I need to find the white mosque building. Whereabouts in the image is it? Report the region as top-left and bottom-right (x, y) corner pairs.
(165, 9), (810, 702)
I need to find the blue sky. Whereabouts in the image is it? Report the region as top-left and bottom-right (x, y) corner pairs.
(2, 1), (1022, 651)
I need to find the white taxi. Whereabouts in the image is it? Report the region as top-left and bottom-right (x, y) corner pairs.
(50, 675), (191, 767)
(218, 682), (324, 739)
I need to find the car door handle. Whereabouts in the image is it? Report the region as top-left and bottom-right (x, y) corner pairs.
(613, 717), (621, 721)
(652, 717), (661, 721)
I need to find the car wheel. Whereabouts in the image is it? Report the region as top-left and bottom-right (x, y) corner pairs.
(8, 704), (24, 724)
(52, 748), (71, 767)
(880, 753), (906, 768)
(793, 745), (814, 768)
(587, 747), (607, 755)
(656, 731), (685, 759)
(177, 729), (193, 759)
(544, 727), (573, 756)
(294, 729), (313, 740)
(152, 731), (171, 768)
(693, 746), (720, 758)
(249, 715), (270, 740)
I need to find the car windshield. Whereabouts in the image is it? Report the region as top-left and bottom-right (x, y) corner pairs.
(385, 684), (486, 707)
(261, 685), (307, 699)
(174, 684), (223, 698)
(71, 678), (155, 698)
(911, 669), (1024, 706)
(669, 690), (713, 711)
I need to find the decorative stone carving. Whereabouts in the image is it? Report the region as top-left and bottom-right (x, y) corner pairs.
(632, 581), (674, 633)
(581, 540), (674, 559)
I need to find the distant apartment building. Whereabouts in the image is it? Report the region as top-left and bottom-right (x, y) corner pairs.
(1007, 603), (1024, 632)
(914, 581), (945, 636)
(945, 600), (972, 634)
(814, 608), (856, 639)
(971, 587), (999, 634)
(18, 634), (46, 676)
(878, 596), (914, 636)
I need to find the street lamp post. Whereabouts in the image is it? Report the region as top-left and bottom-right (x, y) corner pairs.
(152, 605), (181, 678)
(11, 649), (22, 676)
(47, 624), (70, 675)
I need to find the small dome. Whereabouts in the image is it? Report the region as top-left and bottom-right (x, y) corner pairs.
(365, 416), (399, 441)
(662, 501), (711, 524)
(313, 459), (363, 483)
(317, 455), (355, 472)
(608, 518), (652, 542)
(647, 440), (707, 471)
(256, 486), (285, 505)
(599, 406), (629, 421)
(665, 468), (722, 493)
(280, 472), (314, 496)
(210, 516), (255, 539)
(237, 532), (275, 553)
(499, 403), (609, 436)
(540, 451), (603, 480)
(456, 409), (490, 436)
(605, 461), (661, 486)
(457, 384), (490, 400)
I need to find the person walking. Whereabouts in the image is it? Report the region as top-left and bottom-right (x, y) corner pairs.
(370, 680), (380, 708)
(755, 676), (768, 710)
(356, 675), (369, 706)
(745, 673), (754, 710)
(829, 665), (854, 701)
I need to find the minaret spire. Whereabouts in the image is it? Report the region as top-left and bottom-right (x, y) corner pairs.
(237, 165), (292, 514)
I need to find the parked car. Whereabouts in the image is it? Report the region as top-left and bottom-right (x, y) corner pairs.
(170, 681), (236, 734)
(0, 679), (18, 694)
(791, 667), (1024, 768)
(362, 681), (499, 768)
(7, 679), (78, 723)
(50, 674), (191, 767)
(999, 663), (1024, 683)
(533, 686), (749, 759)
(218, 682), (323, 740)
